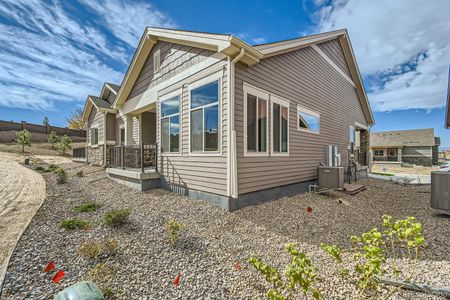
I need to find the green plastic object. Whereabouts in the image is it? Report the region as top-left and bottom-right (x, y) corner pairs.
(54, 281), (104, 300)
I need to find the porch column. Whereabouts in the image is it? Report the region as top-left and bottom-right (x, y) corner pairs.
(398, 148), (402, 162)
(125, 115), (133, 146)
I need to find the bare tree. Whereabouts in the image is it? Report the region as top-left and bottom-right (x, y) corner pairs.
(65, 108), (85, 130)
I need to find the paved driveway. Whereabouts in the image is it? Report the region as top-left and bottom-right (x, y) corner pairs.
(0, 152), (45, 288)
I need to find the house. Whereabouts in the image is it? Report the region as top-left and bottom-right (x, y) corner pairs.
(80, 27), (374, 211)
(445, 65), (449, 128)
(370, 129), (440, 166)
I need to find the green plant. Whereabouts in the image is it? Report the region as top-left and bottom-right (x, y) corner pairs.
(86, 263), (117, 283)
(15, 129), (31, 153)
(249, 243), (320, 300)
(101, 287), (115, 299)
(55, 167), (67, 184)
(48, 131), (58, 148)
(103, 209), (131, 227)
(74, 202), (100, 213)
(76, 170), (84, 177)
(34, 166), (45, 172)
(47, 164), (59, 172)
(42, 116), (49, 126)
(60, 218), (89, 230)
(321, 215), (425, 298)
(57, 135), (72, 154)
(78, 238), (118, 259)
(165, 218), (186, 244)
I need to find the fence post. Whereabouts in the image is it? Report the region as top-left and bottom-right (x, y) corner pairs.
(141, 143), (144, 173)
(121, 146), (125, 170)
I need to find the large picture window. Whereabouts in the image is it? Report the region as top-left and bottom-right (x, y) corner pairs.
(190, 80), (219, 152)
(298, 106), (320, 133)
(272, 97), (289, 154)
(160, 95), (180, 153)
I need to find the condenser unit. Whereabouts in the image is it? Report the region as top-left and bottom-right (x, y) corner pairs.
(431, 171), (450, 213)
(318, 166), (344, 189)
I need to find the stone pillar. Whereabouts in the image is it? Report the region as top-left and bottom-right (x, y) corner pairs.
(397, 148), (402, 162)
(359, 130), (369, 165)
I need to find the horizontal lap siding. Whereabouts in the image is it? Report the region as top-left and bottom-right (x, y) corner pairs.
(317, 39), (351, 78)
(141, 112), (156, 144)
(87, 107), (104, 144)
(403, 146), (432, 156)
(132, 116), (139, 144)
(235, 42), (367, 195)
(106, 91), (116, 103)
(128, 42), (215, 99)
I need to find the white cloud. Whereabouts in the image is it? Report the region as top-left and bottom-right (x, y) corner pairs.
(79, 0), (176, 47)
(312, 0), (450, 112)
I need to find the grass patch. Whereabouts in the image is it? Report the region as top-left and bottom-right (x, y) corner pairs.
(371, 172), (395, 176)
(60, 218), (89, 230)
(103, 209), (131, 228)
(74, 202), (101, 213)
(47, 164), (59, 173)
(78, 238), (119, 259)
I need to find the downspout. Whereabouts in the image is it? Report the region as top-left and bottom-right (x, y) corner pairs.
(228, 48), (245, 199)
(103, 112), (107, 167)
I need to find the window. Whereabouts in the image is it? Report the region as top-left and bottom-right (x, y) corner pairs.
(153, 49), (161, 74)
(160, 95), (180, 153)
(244, 84), (268, 155)
(120, 127), (125, 145)
(349, 126), (356, 153)
(91, 127), (98, 145)
(190, 80), (219, 152)
(271, 97), (289, 154)
(374, 149), (384, 156)
(297, 106), (320, 133)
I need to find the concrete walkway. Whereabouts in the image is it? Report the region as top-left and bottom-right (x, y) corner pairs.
(0, 152), (45, 288)
(369, 172), (431, 184)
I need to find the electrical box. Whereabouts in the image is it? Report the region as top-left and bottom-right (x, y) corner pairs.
(431, 171), (450, 213)
(318, 166), (344, 189)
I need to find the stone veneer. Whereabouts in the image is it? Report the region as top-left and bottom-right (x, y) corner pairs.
(402, 156), (432, 167)
(87, 145), (104, 166)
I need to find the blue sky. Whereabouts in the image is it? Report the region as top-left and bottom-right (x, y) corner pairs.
(0, 0), (449, 147)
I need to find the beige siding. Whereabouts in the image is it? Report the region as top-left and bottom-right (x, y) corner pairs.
(105, 113), (116, 141)
(87, 107), (104, 145)
(317, 39), (351, 78)
(235, 41), (368, 195)
(128, 41), (215, 99)
(141, 112), (156, 144)
(156, 67), (229, 196)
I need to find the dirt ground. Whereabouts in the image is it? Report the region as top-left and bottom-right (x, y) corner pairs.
(0, 142), (85, 159)
(372, 163), (439, 175)
(0, 152), (46, 287)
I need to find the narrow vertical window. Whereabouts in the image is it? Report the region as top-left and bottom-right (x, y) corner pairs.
(120, 127), (125, 145)
(91, 128), (98, 145)
(160, 95), (180, 153)
(190, 80), (219, 152)
(272, 99), (289, 154)
(349, 126), (355, 153)
(245, 92), (267, 154)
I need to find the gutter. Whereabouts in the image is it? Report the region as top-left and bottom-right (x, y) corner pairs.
(228, 48), (245, 199)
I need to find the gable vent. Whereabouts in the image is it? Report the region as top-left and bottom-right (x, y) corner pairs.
(153, 49), (161, 75)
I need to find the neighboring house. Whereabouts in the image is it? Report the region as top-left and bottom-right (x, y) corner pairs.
(370, 129), (440, 166)
(80, 27), (374, 211)
(445, 65), (449, 128)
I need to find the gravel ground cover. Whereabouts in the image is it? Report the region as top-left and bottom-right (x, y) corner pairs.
(1, 164), (449, 299)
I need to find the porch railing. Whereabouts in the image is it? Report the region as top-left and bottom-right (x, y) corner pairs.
(107, 143), (158, 172)
(73, 147), (86, 159)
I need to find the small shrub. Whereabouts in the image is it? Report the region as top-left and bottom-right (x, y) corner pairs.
(76, 170), (84, 177)
(55, 168), (67, 184)
(103, 209), (131, 227)
(165, 218), (186, 244)
(86, 263), (117, 283)
(48, 131), (58, 148)
(47, 164), (59, 172)
(34, 166), (45, 172)
(101, 287), (115, 299)
(78, 238), (119, 260)
(15, 129), (31, 153)
(60, 218), (89, 230)
(74, 202), (100, 213)
(57, 135), (72, 154)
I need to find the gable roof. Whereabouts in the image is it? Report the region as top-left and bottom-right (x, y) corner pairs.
(370, 128), (437, 148)
(110, 27), (374, 125)
(81, 95), (117, 122)
(100, 82), (120, 101)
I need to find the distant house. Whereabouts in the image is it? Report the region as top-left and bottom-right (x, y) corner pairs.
(446, 65), (450, 128)
(78, 27), (374, 211)
(370, 129), (440, 166)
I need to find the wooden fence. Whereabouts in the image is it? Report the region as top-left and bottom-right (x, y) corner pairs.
(0, 120), (85, 137)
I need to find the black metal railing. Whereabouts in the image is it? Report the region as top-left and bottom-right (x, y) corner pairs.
(107, 143), (158, 172)
(73, 147), (86, 159)
(373, 156), (398, 162)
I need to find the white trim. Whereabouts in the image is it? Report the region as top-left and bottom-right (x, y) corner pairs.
(159, 90), (182, 155)
(243, 83), (269, 157)
(297, 104), (320, 134)
(270, 95), (290, 156)
(187, 72), (223, 156)
(355, 121), (368, 130)
(311, 44), (356, 88)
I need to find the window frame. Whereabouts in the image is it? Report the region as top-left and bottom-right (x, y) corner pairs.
(374, 149), (384, 157)
(270, 95), (290, 156)
(159, 88), (182, 156)
(90, 124), (99, 147)
(188, 72), (222, 156)
(243, 83), (269, 157)
(297, 105), (320, 134)
(349, 125), (356, 153)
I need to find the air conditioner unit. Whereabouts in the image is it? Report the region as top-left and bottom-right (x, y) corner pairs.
(318, 166), (344, 189)
(431, 171), (450, 213)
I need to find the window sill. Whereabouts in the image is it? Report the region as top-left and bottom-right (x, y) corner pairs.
(90, 144), (99, 149)
(161, 152), (182, 157)
(297, 128), (320, 135)
(189, 152), (223, 157)
(271, 152), (289, 157)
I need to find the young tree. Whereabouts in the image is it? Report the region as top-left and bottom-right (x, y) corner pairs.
(48, 131), (58, 148)
(42, 116), (49, 126)
(57, 135), (72, 155)
(64, 108), (85, 130)
(16, 129), (32, 153)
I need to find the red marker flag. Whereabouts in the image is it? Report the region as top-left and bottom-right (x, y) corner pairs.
(234, 262), (241, 270)
(173, 273), (181, 286)
(44, 261), (55, 273)
(52, 270), (65, 284)
(306, 206), (313, 213)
